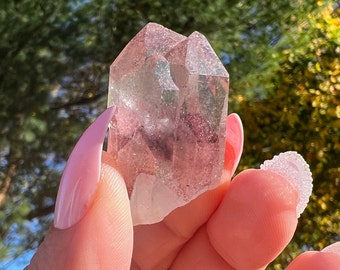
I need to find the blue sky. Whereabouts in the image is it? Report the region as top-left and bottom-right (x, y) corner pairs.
(0, 249), (35, 270)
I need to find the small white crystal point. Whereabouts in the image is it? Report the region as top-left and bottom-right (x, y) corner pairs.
(260, 151), (313, 218)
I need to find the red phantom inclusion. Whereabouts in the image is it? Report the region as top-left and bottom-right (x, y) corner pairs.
(107, 23), (229, 225)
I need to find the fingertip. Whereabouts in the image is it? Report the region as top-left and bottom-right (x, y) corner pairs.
(28, 163), (133, 270)
(286, 251), (340, 270)
(87, 163), (133, 269)
(207, 169), (298, 269)
(62, 164), (133, 269)
(322, 241), (340, 254)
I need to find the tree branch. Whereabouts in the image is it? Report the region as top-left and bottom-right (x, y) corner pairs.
(26, 205), (55, 220)
(0, 152), (17, 208)
(51, 91), (106, 111)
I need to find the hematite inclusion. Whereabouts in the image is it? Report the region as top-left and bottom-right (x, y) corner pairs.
(107, 23), (229, 225)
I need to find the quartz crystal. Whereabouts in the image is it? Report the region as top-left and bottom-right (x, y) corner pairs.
(107, 23), (229, 225)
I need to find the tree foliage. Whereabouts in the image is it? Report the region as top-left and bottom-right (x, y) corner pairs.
(0, 0), (339, 268)
(233, 2), (340, 268)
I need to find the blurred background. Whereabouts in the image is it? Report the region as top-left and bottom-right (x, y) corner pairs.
(0, 0), (339, 268)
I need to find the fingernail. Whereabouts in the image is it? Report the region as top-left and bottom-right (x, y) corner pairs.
(54, 106), (115, 229)
(224, 113), (244, 179)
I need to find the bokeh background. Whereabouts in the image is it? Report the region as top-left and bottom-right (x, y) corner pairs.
(0, 0), (339, 268)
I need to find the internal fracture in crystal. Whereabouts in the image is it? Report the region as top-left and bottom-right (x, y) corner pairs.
(107, 23), (229, 225)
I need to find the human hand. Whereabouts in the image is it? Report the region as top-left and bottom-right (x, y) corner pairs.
(26, 107), (340, 269)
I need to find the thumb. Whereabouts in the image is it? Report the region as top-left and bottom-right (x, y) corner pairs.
(27, 162), (133, 270)
(27, 107), (133, 269)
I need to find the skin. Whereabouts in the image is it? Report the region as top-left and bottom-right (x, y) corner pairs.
(26, 110), (340, 269)
(27, 157), (317, 270)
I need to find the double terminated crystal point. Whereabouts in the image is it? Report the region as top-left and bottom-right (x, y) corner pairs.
(108, 23), (229, 225)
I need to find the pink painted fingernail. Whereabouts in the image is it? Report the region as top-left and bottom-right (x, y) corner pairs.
(224, 113), (244, 179)
(54, 107), (115, 229)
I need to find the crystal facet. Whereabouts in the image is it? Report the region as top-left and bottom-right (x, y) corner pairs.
(108, 23), (229, 225)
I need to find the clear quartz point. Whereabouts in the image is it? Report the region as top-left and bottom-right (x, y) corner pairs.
(107, 23), (229, 225)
